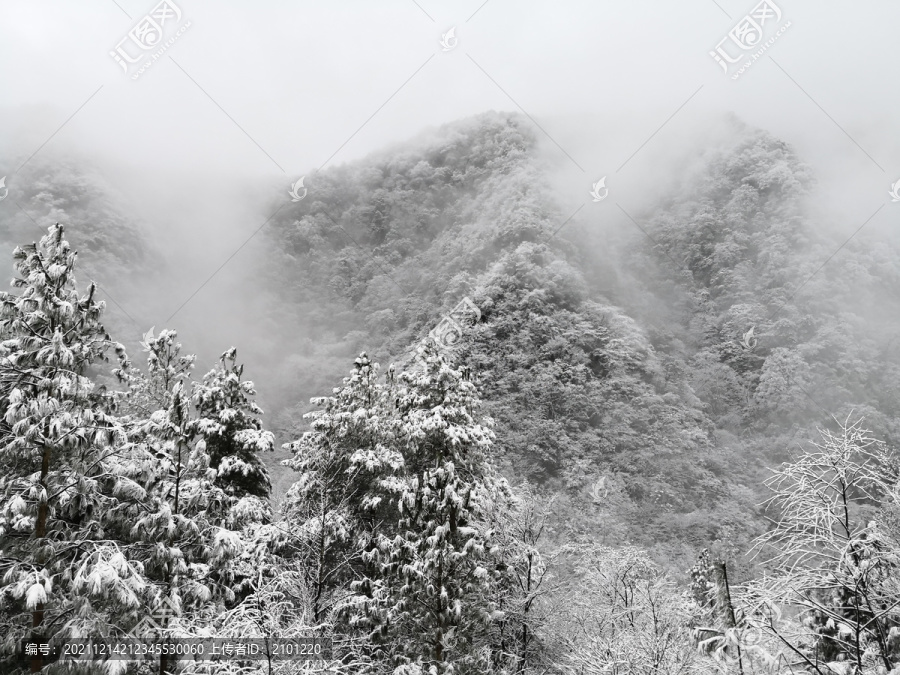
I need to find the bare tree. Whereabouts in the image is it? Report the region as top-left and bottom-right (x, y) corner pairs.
(484, 481), (562, 674)
(741, 415), (900, 675)
(545, 543), (700, 675)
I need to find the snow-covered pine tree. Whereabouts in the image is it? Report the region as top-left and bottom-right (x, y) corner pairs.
(0, 224), (147, 673)
(280, 353), (403, 626)
(113, 324), (196, 419)
(113, 330), (244, 675)
(184, 347), (276, 612)
(353, 346), (508, 675)
(191, 348), (275, 528)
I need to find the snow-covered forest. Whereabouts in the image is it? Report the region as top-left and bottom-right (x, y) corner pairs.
(2, 114), (899, 674)
(2, 2), (900, 674)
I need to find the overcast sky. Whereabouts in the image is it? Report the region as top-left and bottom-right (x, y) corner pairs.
(1, 0), (899, 364)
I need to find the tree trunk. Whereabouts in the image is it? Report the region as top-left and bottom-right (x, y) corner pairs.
(518, 551), (533, 674)
(715, 561), (744, 675)
(161, 437), (185, 675)
(30, 444), (51, 673)
(314, 485), (326, 623)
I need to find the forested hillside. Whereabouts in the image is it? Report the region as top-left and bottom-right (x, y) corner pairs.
(0, 158), (160, 347)
(1, 112), (899, 674)
(259, 114), (738, 562)
(258, 111), (900, 567)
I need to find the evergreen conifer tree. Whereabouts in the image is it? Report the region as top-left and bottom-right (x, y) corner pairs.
(0, 224), (147, 673)
(281, 353), (402, 625)
(351, 348), (507, 675)
(113, 330), (244, 674)
(191, 348), (275, 527)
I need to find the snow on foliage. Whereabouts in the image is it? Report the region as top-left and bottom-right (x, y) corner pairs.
(282, 347), (509, 673)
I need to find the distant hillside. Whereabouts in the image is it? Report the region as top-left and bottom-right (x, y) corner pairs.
(0, 158), (160, 348)
(256, 111), (900, 570)
(256, 112), (762, 567)
(626, 127), (900, 465)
